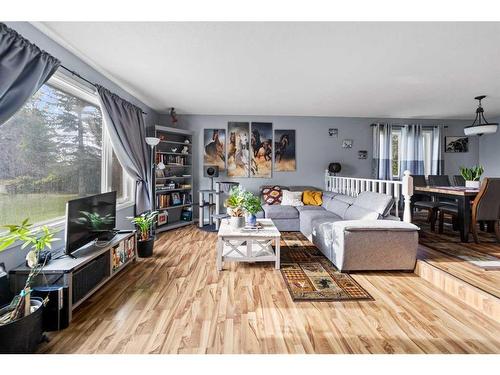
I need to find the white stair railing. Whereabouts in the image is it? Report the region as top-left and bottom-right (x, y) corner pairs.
(324, 170), (414, 223)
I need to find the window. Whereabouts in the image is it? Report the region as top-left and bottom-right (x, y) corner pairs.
(0, 71), (133, 230)
(390, 127), (434, 179)
(391, 129), (402, 179)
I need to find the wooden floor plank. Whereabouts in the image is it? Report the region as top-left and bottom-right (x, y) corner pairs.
(39, 225), (500, 354)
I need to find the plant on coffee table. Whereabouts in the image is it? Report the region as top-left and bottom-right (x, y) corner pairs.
(242, 192), (262, 226)
(224, 186), (246, 228)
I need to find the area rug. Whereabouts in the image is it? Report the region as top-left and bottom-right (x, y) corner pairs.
(278, 232), (373, 302)
(415, 214), (500, 270)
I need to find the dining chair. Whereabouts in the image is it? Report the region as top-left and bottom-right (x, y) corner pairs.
(412, 174), (442, 231)
(471, 178), (500, 243)
(452, 175), (466, 186)
(439, 178), (500, 243)
(428, 175), (451, 186)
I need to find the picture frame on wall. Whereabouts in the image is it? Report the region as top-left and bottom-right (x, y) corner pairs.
(203, 129), (226, 171)
(342, 139), (353, 149)
(250, 122), (273, 178)
(274, 129), (296, 171)
(328, 128), (338, 138)
(445, 136), (469, 153)
(227, 122), (250, 177)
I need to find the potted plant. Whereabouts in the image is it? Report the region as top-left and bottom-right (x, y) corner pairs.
(130, 211), (158, 258)
(242, 191), (262, 227)
(0, 219), (58, 353)
(224, 186), (246, 229)
(459, 165), (484, 189)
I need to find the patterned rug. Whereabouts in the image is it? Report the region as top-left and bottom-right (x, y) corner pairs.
(415, 214), (500, 270)
(278, 233), (373, 302)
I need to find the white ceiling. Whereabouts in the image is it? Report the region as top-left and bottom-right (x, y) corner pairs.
(34, 22), (500, 119)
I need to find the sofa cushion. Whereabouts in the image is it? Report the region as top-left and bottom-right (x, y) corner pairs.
(261, 185), (284, 205)
(343, 205), (380, 220)
(281, 190), (304, 206)
(299, 209), (339, 237)
(263, 204), (299, 219)
(324, 194), (355, 218)
(303, 191), (323, 206)
(353, 191), (394, 217)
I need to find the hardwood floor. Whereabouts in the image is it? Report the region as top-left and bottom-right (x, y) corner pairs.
(39, 225), (500, 354)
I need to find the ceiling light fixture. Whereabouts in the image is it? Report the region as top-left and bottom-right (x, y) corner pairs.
(464, 95), (498, 136)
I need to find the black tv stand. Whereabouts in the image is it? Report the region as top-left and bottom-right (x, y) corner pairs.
(10, 232), (137, 323)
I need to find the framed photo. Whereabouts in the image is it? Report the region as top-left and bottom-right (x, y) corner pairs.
(250, 122), (273, 178)
(171, 192), (182, 205)
(328, 128), (338, 138)
(358, 150), (368, 159)
(342, 139), (353, 149)
(274, 129), (296, 171)
(445, 136), (469, 153)
(203, 129), (226, 171)
(157, 212), (168, 226)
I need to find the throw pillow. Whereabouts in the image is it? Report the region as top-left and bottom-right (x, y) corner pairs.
(262, 185), (283, 205)
(303, 191), (323, 206)
(281, 190), (304, 206)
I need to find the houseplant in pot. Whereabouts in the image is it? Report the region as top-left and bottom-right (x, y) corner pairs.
(242, 191), (262, 227)
(0, 219), (58, 353)
(460, 165), (484, 189)
(130, 211), (158, 258)
(224, 186), (246, 229)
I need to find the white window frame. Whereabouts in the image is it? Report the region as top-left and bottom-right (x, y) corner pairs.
(422, 129), (433, 177)
(50, 71), (135, 209)
(1, 71), (135, 236)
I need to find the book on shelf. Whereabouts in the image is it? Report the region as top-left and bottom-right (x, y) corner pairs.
(156, 153), (188, 166)
(156, 192), (192, 209)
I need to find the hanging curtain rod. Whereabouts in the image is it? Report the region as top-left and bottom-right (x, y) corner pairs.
(370, 123), (448, 129)
(59, 65), (148, 115)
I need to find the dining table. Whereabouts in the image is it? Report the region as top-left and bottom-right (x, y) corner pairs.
(413, 186), (480, 242)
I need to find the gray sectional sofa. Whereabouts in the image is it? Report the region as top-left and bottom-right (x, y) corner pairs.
(259, 185), (419, 272)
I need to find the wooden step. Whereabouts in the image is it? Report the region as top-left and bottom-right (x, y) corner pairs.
(414, 258), (500, 322)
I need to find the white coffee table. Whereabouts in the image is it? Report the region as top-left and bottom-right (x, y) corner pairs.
(216, 218), (281, 271)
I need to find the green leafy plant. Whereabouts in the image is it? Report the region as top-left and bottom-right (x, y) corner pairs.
(459, 165), (484, 181)
(224, 186), (246, 217)
(130, 211), (158, 241)
(0, 219), (58, 325)
(242, 192), (262, 215)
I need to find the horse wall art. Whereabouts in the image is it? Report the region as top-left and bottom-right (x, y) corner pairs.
(274, 129), (296, 171)
(204, 129), (226, 171)
(227, 122), (250, 177)
(250, 122), (273, 178)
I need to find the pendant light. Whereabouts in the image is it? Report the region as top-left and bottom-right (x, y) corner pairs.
(464, 95), (498, 136)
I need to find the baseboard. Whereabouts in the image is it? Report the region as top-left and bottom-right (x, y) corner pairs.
(414, 259), (500, 323)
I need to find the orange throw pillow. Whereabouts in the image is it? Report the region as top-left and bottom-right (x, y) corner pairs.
(302, 191), (323, 206)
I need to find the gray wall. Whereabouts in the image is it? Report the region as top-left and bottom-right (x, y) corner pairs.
(479, 116), (500, 177)
(0, 23), (160, 271)
(158, 114), (478, 201)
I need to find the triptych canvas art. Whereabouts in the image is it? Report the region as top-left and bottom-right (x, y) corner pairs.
(203, 122), (296, 177)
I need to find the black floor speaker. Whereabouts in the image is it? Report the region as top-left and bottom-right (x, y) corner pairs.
(32, 286), (70, 331)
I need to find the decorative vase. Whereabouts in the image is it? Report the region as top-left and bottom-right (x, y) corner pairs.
(246, 213), (257, 227)
(0, 298), (43, 354)
(465, 180), (480, 189)
(230, 216), (245, 229)
(137, 238), (155, 258)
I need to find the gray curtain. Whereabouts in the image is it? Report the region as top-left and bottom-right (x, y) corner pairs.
(0, 23), (60, 125)
(372, 123), (393, 179)
(96, 86), (151, 214)
(400, 124), (425, 175)
(430, 125), (444, 175)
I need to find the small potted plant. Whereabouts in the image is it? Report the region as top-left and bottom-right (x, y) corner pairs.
(243, 191), (262, 227)
(130, 211), (158, 258)
(460, 165), (484, 189)
(224, 186), (246, 229)
(0, 219), (58, 353)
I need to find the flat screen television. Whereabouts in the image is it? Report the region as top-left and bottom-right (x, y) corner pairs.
(65, 192), (117, 255)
